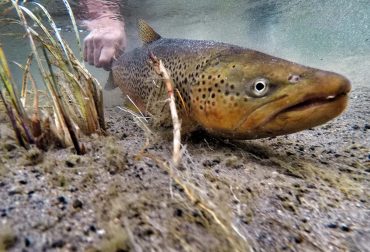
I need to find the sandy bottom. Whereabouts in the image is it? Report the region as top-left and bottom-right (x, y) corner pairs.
(0, 86), (369, 252)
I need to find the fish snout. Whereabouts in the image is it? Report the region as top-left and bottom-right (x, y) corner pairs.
(313, 71), (351, 96)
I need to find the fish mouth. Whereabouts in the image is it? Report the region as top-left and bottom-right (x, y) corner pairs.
(277, 92), (348, 115)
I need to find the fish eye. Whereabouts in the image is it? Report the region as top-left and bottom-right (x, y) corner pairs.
(250, 78), (269, 97)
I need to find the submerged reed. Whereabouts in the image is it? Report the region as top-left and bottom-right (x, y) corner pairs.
(0, 0), (105, 154)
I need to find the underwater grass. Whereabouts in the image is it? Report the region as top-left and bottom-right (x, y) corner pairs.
(0, 0), (105, 154)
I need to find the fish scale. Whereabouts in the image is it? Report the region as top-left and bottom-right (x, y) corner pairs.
(107, 20), (351, 139)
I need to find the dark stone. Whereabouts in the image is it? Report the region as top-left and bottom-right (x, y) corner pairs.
(24, 237), (31, 247)
(57, 196), (67, 205)
(326, 223), (338, 229)
(340, 224), (351, 232)
(174, 208), (183, 217)
(89, 225), (97, 232)
(72, 199), (83, 209)
(18, 180), (27, 185)
(51, 240), (65, 248)
(352, 125), (360, 130)
(65, 160), (75, 168)
(1, 209), (7, 217)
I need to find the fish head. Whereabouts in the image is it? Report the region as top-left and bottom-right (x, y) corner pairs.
(190, 49), (351, 139)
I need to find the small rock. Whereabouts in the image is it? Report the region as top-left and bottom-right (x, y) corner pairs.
(24, 237), (31, 247)
(51, 239), (65, 248)
(364, 124), (370, 130)
(57, 196), (67, 205)
(18, 180), (27, 185)
(340, 224), (351, 232)
(97, 229), (106, 236)
(65, 155), (80, 168)
(352, 125), (360, 130)
(326, 223), (338, 229)
(174, 208), (183, 217)
(3, 142), (17, 151)
(8, 186), (22, 196)
(89, 225), (97, 233)
(72, 199), (83, 209)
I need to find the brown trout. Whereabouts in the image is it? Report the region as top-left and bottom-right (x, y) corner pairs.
(107, 20), (351, 139)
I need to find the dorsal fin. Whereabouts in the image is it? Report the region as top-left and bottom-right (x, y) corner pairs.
(138, 19), (162, 44)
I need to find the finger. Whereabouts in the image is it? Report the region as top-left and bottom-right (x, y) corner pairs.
(99, 47), (115, 70)
(93, 39), (103, 67)
(87, 38), (95, 65)
(83, 36), (90, 62)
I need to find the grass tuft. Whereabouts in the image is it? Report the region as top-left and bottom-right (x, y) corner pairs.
(0, 0), (105, 154)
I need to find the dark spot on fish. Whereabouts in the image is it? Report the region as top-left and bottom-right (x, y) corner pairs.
(196, 65), (200, 70)
(236, 92), (240, 96)
(208, 75), (212, 80)
(212, 102), (215, 106)
(230, 85), (234, 90)
(221, 79), (225, 84)
(208, 88), (212, 92)
(225, 91), (229, 96)
(211, 93), (215, 98)
(218, 89), (221, 93)
(202, 75), (205, 79)
(217, 74), (221, 78)
(202, 94), (206, 99)
(202, 81), (206, 85)
(200, 105), (203, 110)
(232, 65), (236, 68)
(196, 96), (199, 101)
(215, 83), (218, 87)
(198, 88), (201, 92)
(184, 78), (188, 84)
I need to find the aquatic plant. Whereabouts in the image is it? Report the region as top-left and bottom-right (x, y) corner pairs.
(0, 0), (105, 154)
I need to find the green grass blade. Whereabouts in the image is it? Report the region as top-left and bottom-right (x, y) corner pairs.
(61, 0), (83, 62)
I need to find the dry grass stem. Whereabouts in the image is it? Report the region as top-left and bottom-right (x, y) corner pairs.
(149, 52), (182, 167)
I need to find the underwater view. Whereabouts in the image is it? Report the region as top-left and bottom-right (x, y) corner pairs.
(0, 0), (369, 251)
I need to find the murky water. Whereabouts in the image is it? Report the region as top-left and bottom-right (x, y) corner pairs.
(1, 0), (369, 105)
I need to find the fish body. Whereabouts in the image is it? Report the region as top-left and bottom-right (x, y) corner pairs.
(108, 20), (351, 139)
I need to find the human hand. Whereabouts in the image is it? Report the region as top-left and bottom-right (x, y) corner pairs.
(83, 18), (126, 70)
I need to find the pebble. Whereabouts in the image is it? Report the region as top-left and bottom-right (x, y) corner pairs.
(326, 223), (338, 229)
(97, 229), (106, 236)
(340, 224), (351, 232)
(51, 239), (65, 248)
(72, 199), (83, 209)
(57, 196), (67, 205)
(24, 237), (31, 247)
